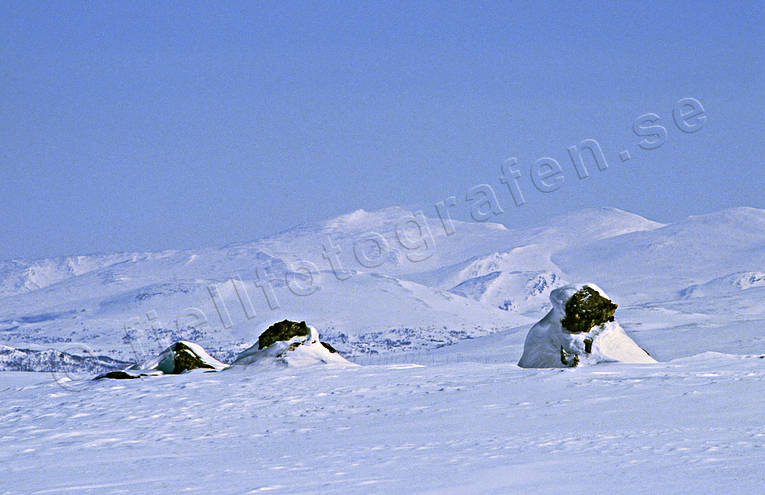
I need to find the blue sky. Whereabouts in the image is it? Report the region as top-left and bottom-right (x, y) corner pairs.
(1, 1), (763, 259)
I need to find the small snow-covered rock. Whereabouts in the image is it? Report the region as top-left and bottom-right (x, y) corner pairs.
(518, 284), (655, 368)
(232, 320), (353, 368)
(140, 341), (227, 374)
(95, 341), (227, 379)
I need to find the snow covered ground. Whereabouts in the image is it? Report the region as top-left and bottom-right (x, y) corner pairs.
(2, 351), (764, 494)
(1, 205), (765, 493)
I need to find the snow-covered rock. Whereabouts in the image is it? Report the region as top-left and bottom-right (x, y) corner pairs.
(136, 341), (227, 373)
(96, 341), (227, 379)
(518, 284), (655, 368)
(232, 320), (353, 368)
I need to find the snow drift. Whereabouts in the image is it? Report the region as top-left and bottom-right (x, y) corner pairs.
(518, 284), (655, 368)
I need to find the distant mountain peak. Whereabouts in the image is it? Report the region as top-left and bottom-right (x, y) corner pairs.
(321, 206), (415, 231)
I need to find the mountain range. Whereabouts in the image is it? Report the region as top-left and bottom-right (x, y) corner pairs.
(1, 205), (764, 369)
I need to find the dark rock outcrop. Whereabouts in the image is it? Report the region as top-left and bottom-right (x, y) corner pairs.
(321, 341), (339, 354)
(560, 286), (617, 333)
(94, 370), (141, 380)
(168, 342), (216, 374)
(258, 320), (310, 349)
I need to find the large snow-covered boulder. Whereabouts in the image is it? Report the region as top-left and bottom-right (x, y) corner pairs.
(518, 284), (655, 368)
(232, 320), (352, 368)
(95, 341), (227, 379)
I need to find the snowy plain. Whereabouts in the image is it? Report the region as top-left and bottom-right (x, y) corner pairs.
(2, 352), (764, 494)
(1, 205), (765, 493)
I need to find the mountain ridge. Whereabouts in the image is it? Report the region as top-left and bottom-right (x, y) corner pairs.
(1, 204), (763, 367)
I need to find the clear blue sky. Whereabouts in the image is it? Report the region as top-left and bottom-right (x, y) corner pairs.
(1, 1), (763, 260)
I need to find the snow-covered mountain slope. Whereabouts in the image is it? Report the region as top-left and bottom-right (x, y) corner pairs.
(553, 207), (765, 303)
(510, 206), (664, 251)
(679, 271), (765, 298)
(0, 266), (527, 363)
(0, 205), (762, 367)
(0, 253), (141, 297)
(448, 269), (564, 313)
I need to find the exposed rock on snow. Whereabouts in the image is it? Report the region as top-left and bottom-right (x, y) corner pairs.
(233, 320), (352, 367)
(95, 341), (227, 379)
(96, 371), (140, 380)
(258, 320), (311, 349)
(158, 342), (226, 374)
(321, 341), (340, 353)
(559, 285), (617, 333)
(518, 284), (655, 368)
